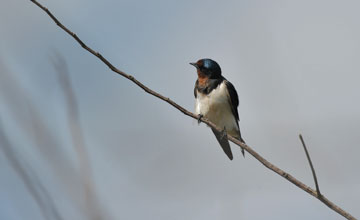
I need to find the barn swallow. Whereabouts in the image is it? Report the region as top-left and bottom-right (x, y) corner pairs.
(190, 58), (245, 160)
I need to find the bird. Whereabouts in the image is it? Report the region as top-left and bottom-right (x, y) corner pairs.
(190, 58), (245, 160)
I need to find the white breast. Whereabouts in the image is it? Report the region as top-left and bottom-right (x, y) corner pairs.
(195, 81), (240, 137)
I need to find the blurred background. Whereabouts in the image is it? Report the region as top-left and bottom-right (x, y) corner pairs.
(1, 0), (359, 219)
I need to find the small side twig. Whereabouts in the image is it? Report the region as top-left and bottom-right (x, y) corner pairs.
(299, 134), (321, 197)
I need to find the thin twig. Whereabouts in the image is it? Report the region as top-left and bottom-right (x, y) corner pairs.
(299, 134), (321, 197)
(28, 1), (357, 219)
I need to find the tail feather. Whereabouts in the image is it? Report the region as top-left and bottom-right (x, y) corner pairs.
(211, 128), (233, 160)
(239, 135), (245, 157)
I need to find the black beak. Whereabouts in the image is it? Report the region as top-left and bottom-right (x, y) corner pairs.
(190, 62), (198, 68)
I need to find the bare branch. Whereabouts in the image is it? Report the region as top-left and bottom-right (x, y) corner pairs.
(29, 1), (357, 219)
(299, 134), (321, 196)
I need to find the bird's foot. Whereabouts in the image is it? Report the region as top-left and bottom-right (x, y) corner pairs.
(220, 126), (227, 140)
(197, 114), (203, 124)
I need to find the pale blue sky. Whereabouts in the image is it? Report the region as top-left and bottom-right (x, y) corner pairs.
(1, 0), (359, 219)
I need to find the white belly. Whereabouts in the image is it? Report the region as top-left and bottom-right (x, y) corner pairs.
(195, 82), (240, 138)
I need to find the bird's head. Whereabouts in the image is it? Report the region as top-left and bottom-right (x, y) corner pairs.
(190, 58), (222, 79)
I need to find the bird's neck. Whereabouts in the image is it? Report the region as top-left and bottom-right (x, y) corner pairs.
(196, 75), (224, 95)
(197, 71), (208, 86)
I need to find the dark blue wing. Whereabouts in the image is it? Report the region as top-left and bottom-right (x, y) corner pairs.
(225, 80), (239, 121)
(194, 80), (198, 98)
